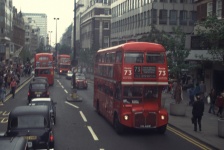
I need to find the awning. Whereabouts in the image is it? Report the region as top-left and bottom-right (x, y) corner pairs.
(13, 47), (23, 57)
(185, 50), (214, 61)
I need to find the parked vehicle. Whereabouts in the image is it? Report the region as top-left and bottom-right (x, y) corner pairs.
(0, 136), (28, 150)
(5, 106), (54, 150)
(27, 81), (49, 103)
(29, 98), (57, 125)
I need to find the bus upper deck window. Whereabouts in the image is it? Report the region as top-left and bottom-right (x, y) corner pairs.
(124, 52), (143, 63)
(146, 53), (164, 63)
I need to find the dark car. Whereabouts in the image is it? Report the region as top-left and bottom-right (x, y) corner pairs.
(5, 106), (54, 150)
(0, 136), (28, 150)
(27, 81), (49, 103)
(29, 98), (57, 125)
(75, 75), (88, 89)
(32, 76), (49, 87)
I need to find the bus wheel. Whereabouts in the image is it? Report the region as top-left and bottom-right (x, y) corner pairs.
(113, 114), (124, 134)
(157, 125), (167, 134)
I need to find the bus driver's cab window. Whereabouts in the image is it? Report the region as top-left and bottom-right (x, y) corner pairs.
(144, 86), (158, 99)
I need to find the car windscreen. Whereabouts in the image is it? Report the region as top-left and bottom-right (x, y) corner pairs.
(10, 115), (48, 129)
(31, 83), (46, 90)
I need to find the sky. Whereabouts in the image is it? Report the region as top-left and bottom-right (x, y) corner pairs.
(13, 0), (75, 46)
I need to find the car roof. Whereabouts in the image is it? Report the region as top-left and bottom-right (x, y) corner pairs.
(10, 106), (49, 117)
(33, 77), (48, 80)
(31, 98), (52, 102)
(30, 80), (48, 85)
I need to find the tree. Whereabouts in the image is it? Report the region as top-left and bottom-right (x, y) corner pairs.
(58, 44), (71, 55)
(195, 15), (224, 62)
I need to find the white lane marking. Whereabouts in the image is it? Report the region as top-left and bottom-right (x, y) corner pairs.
(87, 126), (99, 141)
(64, 89), (68, 93)
(99, 149), (105, 150)
(61, 86), (64, 88)
(80, 111), (87, 122)
(65, 101), (79, 109)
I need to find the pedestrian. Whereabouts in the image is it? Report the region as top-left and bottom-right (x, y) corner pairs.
(216, 92), (224, 117)
(188, 86), (195, 106)
(208, 88), (217, 114)
(192, 93), (204, 132)
(0, 85), (6, 104)
(174, 80), (183, 104)
(199, 80), (206, 102)
(193, 82), (200, 100)
(10, 78), (17, 99)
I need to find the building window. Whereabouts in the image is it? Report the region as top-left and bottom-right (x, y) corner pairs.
(180, 0), (187, 3)
(207, 2), (213, 16)
(159, 9), (167, 24)
(103, 36), (109, 48)
(169, 10), (177, 25)
(180, 10), (188, 25)
(160, 0), (168, 2)
(189, 11), (197, 25)
(216, 0), (222, 19)
(103, 21), (109, 29)
(151, 9), (157, 24)
(170, 0), (177, 2)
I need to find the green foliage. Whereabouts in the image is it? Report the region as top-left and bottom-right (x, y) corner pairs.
(57, 44), (71, 55)
(195, 15), (224, 61)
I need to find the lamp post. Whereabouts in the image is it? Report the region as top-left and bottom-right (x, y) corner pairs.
(72, 1), (84, 89)
(54, 18), (59, 72)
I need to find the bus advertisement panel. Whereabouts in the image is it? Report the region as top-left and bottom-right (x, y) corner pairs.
(57, 54), (71, 74)
(34, 53), (54, 85)
(94, 42), (168, 134)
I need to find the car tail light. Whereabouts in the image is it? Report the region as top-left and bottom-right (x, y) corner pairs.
(28, 92), (30, 96)
(49, 131), (54, 142)
(47, 91), (50, 96)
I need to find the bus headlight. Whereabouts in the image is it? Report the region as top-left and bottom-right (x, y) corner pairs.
(161, 115), (165, 120)
(124, 115), (129, 120)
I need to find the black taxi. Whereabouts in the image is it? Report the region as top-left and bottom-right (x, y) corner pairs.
(5, 106), (54, 150)
(28, 80), (49, 103)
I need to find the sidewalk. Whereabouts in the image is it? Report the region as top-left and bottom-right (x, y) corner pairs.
(5, 75), (32, 97)
(162, 91), (224, 150)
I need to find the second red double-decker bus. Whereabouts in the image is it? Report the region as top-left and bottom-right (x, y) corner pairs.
(34, 53), (54, 85)
(94, 42), (169, 134)
(57, 54), (71, 74)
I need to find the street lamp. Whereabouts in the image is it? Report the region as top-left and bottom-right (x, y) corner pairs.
(72, 1), (84, 89)
(54, 18), (59, 71)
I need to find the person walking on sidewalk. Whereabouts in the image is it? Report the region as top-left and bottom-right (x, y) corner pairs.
(0, 85), (6, 104)
(10, 78), (17, 99)
(192, 93), (204, 132)
(208, 88), (217, 114)
(216, 92), (224, 117)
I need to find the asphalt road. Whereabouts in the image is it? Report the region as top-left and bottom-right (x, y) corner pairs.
(0, 75), (214, 150)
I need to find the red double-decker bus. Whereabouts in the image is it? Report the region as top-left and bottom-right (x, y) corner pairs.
(94, 42), (169, 134)
(57, 54), (71, 74)
(34, 53), (54, 85)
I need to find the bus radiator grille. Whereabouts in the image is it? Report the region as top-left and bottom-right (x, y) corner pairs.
(134, 112), (157, 128)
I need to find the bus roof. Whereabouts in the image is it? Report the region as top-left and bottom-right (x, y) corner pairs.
(97, 42), (165, 53)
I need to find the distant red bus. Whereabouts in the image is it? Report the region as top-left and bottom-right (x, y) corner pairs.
(94, 42), (169, 134)
(57, 54), (71, 74)
(34, 53), (54, 85)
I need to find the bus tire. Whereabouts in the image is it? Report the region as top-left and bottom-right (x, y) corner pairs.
(113, 114), (124, 134)
(157, 125), (167, 134)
